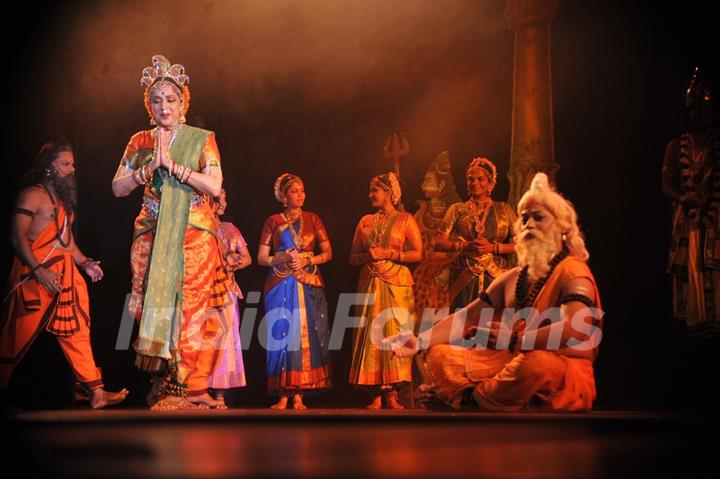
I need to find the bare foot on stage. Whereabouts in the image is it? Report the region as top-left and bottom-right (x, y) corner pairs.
(292, 394), (307, 410)
(90, 388), (129, 409)
(270, 396), (289, 410)
(416, 384), (452, 411)
(366, 395), (382, 410)
(384, 391), (404, 410)
(212, 390), (227, 409)
(188, 392), (226, 409)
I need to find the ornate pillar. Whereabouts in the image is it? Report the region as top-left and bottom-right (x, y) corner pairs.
(505, 0), (560, 207)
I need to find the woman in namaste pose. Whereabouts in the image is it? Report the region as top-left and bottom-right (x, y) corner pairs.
(112, 54), (232, 410)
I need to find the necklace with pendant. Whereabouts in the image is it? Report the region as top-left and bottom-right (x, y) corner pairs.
(469, 198), (493, 236)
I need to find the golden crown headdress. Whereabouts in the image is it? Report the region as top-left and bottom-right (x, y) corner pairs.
(140, 55), (189, 91)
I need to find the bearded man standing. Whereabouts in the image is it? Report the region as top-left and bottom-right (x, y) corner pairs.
(1, 138), (128, 409)
(387, 173), (603, 412)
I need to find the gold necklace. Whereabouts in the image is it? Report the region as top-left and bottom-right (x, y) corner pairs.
(468, 198), (493, 236)
(282, 210), (304, 249)
(371, 210), (394, 248)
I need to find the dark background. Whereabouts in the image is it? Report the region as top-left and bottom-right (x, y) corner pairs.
(1, 0), (717, 409)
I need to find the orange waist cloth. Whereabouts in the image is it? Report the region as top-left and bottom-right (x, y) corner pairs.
(1, 208), (90, 370)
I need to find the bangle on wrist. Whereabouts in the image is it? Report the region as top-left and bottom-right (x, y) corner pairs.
(399, 251), (405, 262)
(133, 168), (144, 185)
(143, 164), (152, 184)
(266, 256), (273, 267)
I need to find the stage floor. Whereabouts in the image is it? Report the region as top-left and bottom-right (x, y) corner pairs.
(4, 408), (711, 478)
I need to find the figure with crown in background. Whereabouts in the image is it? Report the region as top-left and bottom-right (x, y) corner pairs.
(433, 157), (517, 313)
(662, 67), (720, 337)
(112, 55), (234, 410)
(412, 151), (463, 324)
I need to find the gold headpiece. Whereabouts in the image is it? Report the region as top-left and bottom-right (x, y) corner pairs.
(466, 156), (497, 191)
(141, 55), (189, 92)
(432, 150), (452, 176)
(686, 66), (715, 111)
(141, 55), (191, 125)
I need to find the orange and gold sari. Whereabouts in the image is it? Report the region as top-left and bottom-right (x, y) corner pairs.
(121, 126), (233, 395)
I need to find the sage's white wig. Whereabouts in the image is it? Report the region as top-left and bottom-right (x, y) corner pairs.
(515, 173), (589, 261)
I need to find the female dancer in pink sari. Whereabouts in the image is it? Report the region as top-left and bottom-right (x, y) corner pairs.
(209, 189), (249, 407)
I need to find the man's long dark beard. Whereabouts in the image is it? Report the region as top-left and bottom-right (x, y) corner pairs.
(51, 171), (77, 212)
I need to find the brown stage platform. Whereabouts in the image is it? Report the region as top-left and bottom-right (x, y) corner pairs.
(4, 408), (711, 478)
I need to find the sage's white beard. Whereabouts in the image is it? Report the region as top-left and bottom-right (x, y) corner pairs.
(516, 226), (562, 280)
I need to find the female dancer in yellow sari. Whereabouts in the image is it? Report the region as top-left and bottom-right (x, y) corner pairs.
(348, 172), (423, 409)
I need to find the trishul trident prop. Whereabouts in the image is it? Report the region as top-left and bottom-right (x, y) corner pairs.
(383, 133), (410, 210)
(384, 132), (410, 177)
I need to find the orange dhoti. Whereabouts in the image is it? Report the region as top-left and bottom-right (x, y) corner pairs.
(0, 208), (103, 391)
(424, 346), (595, 411)
(424, 256), (601, 412)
